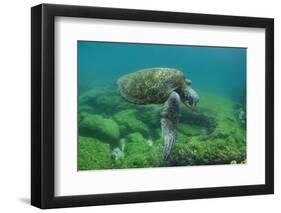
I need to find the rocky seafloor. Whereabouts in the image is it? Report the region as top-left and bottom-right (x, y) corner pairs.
(78, 87), (246, 170)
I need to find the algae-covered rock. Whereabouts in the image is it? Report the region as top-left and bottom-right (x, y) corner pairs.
(80, 113), (120, 143)
(112, 132), (162, 168)
(148, 137), (166, 165)
(79, 104), (96, 114)
(209, 117), (245, 144)
(78, 88), (246, 169)
(124, 133), (149, 154)
(195, 137), (246, 164)
(94, 91), (130, 112)
(168, 91), (246, 166)
(79, 89), (100, 106)
(178, 123), (202, 136)
(113, 132), (149, 168)
(136, 105), (161, 128)
(79, 89), (130, 114)
(180, 110), (217, 135)
(176, 132), (189, 144)
(125, 132), (145, 144)
(78, 136), (111, 170)
(171, 134), (246, 166)
(113, 109), (149, 137)
(170, 142), (196, 166)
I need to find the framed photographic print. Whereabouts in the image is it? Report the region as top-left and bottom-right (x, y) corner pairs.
(31, 3), (274, 209)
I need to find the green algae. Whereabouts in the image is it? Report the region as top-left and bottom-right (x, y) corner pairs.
(112, 132), (162, 168)
(78, 89), (246, 170)
(113, 109), (149, 137)
(78, 136), (112, 170)
(80, 113), (120, 143)
(178, 123), (202, 136)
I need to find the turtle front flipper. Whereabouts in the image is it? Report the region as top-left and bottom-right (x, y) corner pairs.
(160, 91), (180, 162)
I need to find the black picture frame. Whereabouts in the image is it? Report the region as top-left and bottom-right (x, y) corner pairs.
(31, 3), (274, 209)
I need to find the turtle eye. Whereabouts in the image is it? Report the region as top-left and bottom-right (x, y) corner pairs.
(185, 79), (192, 86)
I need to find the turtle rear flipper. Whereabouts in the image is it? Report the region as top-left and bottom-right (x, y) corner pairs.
(160, 91), (180, 162)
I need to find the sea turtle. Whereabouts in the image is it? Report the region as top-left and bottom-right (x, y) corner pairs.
(117, 68), (199, 161)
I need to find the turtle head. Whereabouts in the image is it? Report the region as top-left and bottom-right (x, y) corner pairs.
(182, 87), (199, 109)
(179, 79), (199, 109)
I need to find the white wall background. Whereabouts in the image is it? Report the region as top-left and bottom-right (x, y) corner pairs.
(0, 0), (279, 212)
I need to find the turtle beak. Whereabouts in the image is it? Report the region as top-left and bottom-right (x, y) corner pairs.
(183, 100), (192, 108)
(183, 88), (199, 109)
(184, 100), (198, 109)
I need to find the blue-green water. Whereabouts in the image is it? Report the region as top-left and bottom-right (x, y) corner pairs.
(78, 41), (247, 170)
(78, 41), (246, 101)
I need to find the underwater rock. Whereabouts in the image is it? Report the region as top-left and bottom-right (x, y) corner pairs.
(78, 136), (111, 170)
(79, 89), (131, 114)
(94, 91), (130, 112)
(148, 138), (164, 163)
(78, 89), (246, 169)
(176, 132), (189, 144)
(209, 118), (243, 141)
(79, 104), (96, 114)
(170, 142), (196, 166)
(113, 109), (149, 137)
(79, 89), (100, 106)
(113, 132), (150, 168)
(178, 123), (202, 136)
(136, 105), (161, 128)
(180, 110), (217, 135)
(111, 132), (162, 169)
(80, 113), (120, 143)
(171, 135), (246, 166)
(125, 132), (145, 144)
(168, 92), (247, 166)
